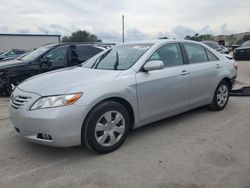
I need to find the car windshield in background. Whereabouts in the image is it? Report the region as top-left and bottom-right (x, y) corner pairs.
(242, 41), (250, 47)
(83, 43), (153, 70)
(203, 42), (220, 49)
(20, 44), (54, 62)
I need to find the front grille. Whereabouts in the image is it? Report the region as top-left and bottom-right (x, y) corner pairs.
(10, 95), (31, 110)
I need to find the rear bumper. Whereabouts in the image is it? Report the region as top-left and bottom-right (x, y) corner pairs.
(231, 76), (237, 88)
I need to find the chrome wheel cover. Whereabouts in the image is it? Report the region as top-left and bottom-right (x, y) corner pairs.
(95, 111), (125, 147)
(217, 84), (229, 107)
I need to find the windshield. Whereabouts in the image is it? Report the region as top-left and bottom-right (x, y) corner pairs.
(20, 44), (54, 61)
(242, 41), (250, 47)
(83, 43), (153, 70)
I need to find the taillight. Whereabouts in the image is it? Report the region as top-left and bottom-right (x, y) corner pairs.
(234, 62), (238, 70)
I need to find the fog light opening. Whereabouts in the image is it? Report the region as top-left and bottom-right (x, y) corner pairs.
(14, 127), (20, 134)
(37, 133), (52, 140)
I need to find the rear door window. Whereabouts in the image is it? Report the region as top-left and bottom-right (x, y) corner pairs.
(76, 46), (103, 62)
(206, 49), (219, 61)
(183, 44), (209, 64)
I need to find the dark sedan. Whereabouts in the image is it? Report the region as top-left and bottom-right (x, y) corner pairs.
(233, 40), (250, 60)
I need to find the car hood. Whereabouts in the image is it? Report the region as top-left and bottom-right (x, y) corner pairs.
(18, 66), (121, 96)
(235, 46), (250, 51)
(0, 59), (27, 70)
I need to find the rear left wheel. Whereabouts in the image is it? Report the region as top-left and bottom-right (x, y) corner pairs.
(209, 80), (230, 111)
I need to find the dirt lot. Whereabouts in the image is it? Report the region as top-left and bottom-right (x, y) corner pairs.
(0, 61), (249, 188)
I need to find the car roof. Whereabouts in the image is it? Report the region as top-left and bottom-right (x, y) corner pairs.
(201, 40), (217, 44)
(42, 42), (113, 49)
(117, 39), (206, 46)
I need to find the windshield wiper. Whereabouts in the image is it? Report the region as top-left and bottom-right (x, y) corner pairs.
(114, 51), (119, 70)
(91, 49), (111, 69)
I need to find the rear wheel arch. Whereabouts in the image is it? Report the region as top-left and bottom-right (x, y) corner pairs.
(221, 77), (232, 90)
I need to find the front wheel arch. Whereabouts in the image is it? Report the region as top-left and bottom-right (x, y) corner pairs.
(81, 97), (135, 142)
(81, 100), (131, 153)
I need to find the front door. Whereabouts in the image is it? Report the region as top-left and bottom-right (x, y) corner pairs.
(136, 43), (190, 121)
(40, 46), (68, 73)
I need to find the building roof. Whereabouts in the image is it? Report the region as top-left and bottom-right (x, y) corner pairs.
(0, 33), (61, 37)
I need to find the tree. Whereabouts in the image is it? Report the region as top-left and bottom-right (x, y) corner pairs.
(237, 34), (250, 45)
(185, 33), (213, 41)
(159, 36), (168, 39)
(62, 30), (102, 43)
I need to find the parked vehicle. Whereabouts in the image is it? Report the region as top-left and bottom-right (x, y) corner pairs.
(9, 40), (237, 153)
(0, 43), (106, 96)
(220, 45), (229, 54)
(202, 41), (224, 54)
(0, 51), (6, 55)
(233, 40), (250, 60)
(0, 49), (26, 61)
(1, 51), (30, 61)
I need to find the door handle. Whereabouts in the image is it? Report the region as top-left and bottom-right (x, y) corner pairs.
(180, 70), (189, 76)
(216, 64), (222, 68)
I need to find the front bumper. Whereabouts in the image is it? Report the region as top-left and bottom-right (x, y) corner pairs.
(9, 87), (88, 147)
(234, 51), (250, 60)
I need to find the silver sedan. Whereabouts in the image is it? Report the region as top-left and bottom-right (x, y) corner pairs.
(9, 40), (237, 153)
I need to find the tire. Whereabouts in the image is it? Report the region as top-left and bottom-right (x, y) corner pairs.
(6, 79), (25, 96)
(82, 101), (130, 154)
(5, 83), (13, 96)
(209, 80), (230, 111)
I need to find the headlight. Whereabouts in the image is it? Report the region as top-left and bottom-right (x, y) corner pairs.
(30, 93), (82, 110)
(0, 71), (4, 76)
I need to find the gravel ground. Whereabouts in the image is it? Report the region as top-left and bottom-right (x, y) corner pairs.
(0, 61), (249, 188)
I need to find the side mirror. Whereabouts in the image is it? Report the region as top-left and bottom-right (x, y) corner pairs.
(41, 56), (49, 63)
(40, 56), (51, 68)
(143, 60), (164, 71)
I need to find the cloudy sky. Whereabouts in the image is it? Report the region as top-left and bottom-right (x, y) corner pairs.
(0, 0), (250, 43)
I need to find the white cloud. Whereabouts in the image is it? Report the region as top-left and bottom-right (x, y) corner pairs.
(0, 0), (249, 42)
(219, 23), (235, 35)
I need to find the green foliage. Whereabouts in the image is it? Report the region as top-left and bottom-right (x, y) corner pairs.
(62, 30), (102, 43)
(185, 33), (213, 41)
(159, 37), (168, 39)
(237, 34), (250, 44)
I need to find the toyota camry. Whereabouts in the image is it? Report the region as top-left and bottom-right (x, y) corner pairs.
(9, 40), (237, 153)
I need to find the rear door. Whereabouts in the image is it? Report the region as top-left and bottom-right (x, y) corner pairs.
(182, 43), (220, 105)
(136, 43), (190, 121)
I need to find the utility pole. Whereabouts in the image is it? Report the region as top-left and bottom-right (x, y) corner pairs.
(122, 15), (125, 43)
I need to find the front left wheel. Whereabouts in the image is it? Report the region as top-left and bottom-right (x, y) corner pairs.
(82, 101), (130, 154)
